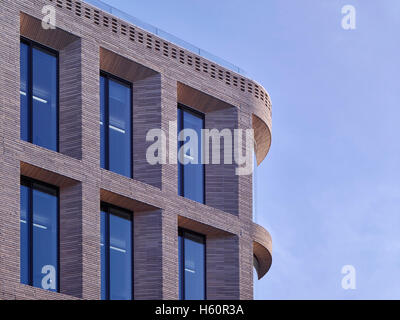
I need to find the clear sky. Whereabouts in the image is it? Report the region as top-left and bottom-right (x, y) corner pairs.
(97, 0), (400, 299)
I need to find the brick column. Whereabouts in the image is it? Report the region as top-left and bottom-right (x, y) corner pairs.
(205, 107), (239, 215)
(160, 74), (179, 299)
(81, 39), (100, 167)
(59, 182), (83, 297)
(0, 1), (21, 299)
(81, 181), (101, 300)
(133, 209), (178, 300)
(162, 208), (179, 300)
(238, 109), (254, 300)
(206, 235), (240, 300)
(0, 1), (20, 142)
(132, 73), (162, 188)
(80, 39), (101, 299)
(59, 39), (83, 160)
(133, 210), (163, 299)
(0, 157), (21, 299)
(161, 74), (178, 196)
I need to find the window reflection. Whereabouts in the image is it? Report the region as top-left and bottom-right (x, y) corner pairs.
(20, 177), (58, 292)
(179, 229), (206, 300)
(20, 40), (58, 151)
(100, 74), (132, 178)
(20, 42), (29, 142)
(178, 106), (205, 204)
(101, 203), (133, 300)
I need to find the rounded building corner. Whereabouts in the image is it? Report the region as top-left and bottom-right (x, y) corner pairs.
(252, 222), (273, 280)
(249, 82), (272, 166)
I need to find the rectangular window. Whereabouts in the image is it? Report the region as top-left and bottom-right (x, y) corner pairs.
(20, 177), (59, 292)
(178, 105), (205, 204)
(100, 73), (132, 178)
(20, 39), (58, 151)
(101, 203), (133, 300)
(179, 229), (206, 300)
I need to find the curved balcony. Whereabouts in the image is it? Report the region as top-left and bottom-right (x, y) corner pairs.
(252, 222), (272, 279)
(250, 81), (272, 166)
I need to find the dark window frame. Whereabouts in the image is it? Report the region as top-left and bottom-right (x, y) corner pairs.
(100, 71), (133, 178)
(20, 176), (60, 292)
(177, 104), (206, 204)
(178, 228), (207, 300)
(20, 37), (60, 152)
(100, 202), (134, 300)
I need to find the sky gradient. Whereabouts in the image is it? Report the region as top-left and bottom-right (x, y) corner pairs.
(99, 0), (400, 299)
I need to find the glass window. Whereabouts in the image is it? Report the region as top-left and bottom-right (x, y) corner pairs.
(101, 203), (133, 300)
(20, 39), (58, 151)
(20, 183), (29, 285)
(100, 76), (106, 170)
(20, 42), (29, 142)
(178, 106), (205, 203)
(179, 229), (206, 300)
(100, 73), (132, 178)
(20, 177), (59, 292)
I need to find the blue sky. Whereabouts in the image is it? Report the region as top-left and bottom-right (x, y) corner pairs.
(98, 0), (400, 299)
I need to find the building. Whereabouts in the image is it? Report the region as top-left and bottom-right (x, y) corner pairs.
(0, 0), (272, 300)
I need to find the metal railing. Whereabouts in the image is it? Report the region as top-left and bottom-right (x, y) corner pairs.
(84, 0), (247, 76)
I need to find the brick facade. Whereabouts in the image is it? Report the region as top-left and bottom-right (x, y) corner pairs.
(0, 0), (273, 300)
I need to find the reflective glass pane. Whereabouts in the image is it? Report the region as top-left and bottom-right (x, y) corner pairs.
(32, 185), (58, 292)
(101, 205), (132, 300)
(108, 79), (131, 177)
(184, 233), (205, 300)
(20, 184), (29, 285)
(179, 231), (205, 300)
(109, 209), (132, 300)
(179, 108), (204, 203)
(32, 48), (58, 151)
(100, 76), (106, 169)
(100, 210), (107, 300)
(178, 234), (183, 300)
(20, 43), (29, 142)
(177, 108), (182, 196)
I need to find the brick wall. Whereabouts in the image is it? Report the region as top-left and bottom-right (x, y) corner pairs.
(0, 0), (273, 300)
